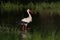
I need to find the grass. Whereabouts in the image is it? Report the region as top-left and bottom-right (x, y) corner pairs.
(1, 1), (60, 40)
(0, 25), (60, 40)
(1, 1), (60, 14)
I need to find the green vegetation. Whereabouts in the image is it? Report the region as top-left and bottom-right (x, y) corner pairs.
(0, 26), (60, 40)
(1, 2), (60, 14)
(1, 1), (60, 40)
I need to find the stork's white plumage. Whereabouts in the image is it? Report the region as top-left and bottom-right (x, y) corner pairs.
(21, 9), (32, 24)
(20, 9), (33, 32)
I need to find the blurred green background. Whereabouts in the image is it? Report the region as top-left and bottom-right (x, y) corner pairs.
(0, 0), (60, 40)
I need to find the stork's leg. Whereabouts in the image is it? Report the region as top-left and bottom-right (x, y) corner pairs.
(22, 25), (25, 31)
(21, 25), (27, 40)
(22, 25), (27, 32)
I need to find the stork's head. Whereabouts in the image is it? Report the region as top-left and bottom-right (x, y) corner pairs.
(27, 9), (33, 14)
(27, 9), (30, 12)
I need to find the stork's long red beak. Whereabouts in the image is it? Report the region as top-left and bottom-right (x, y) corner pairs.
(29, 10), (33, 14)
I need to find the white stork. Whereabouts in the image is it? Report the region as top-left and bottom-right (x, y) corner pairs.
(21, 9), (33, 31)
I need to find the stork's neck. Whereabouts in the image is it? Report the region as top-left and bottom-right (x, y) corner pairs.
(27, 12), (32, 18)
